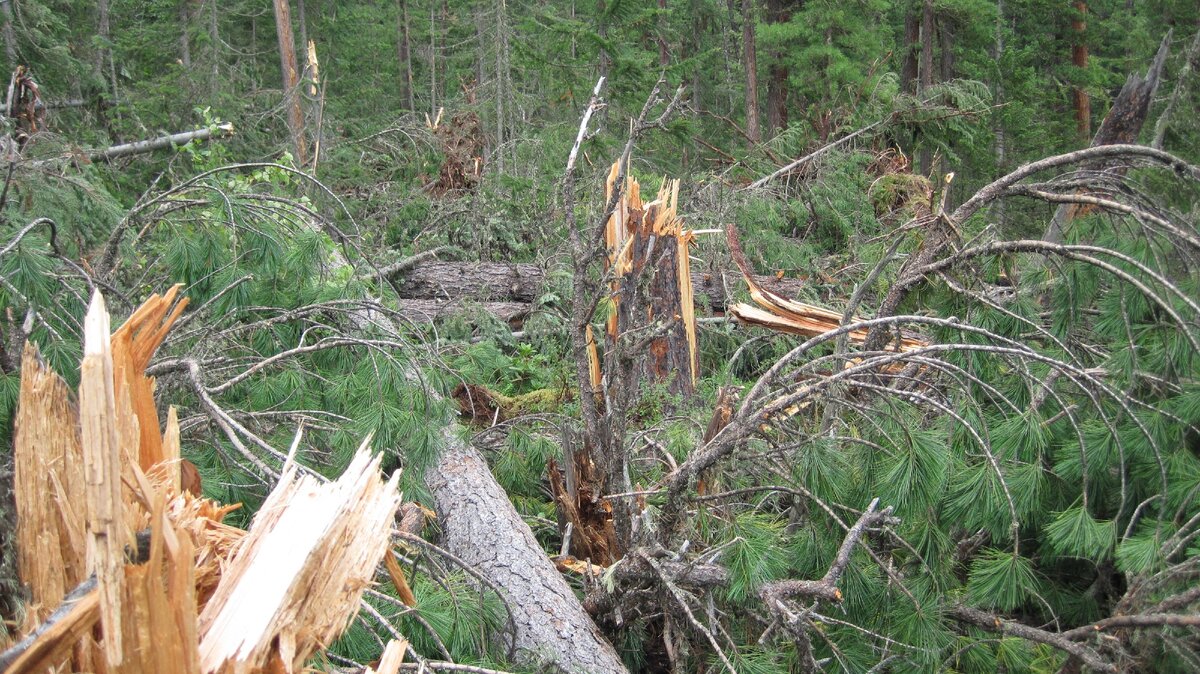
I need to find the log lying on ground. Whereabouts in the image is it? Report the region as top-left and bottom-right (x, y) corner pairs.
(425, 425), (629, 674)
(394, 260), (807, 315)
(29, 123), (235, 167)
(398, 298), (530, 326)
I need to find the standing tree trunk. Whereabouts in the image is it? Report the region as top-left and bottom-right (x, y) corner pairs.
(657, 0), (670, 66)
(272, 0), (309, 168)
(1153, 27), (1200, 149)
(209, 0), (221, 92)
(993, 0), (1007, 228)
(429, 3), (438, 116)
(764, 0), (789, 138)
(397, 0), (415, 111)
(918, 0), (935, 174)
(1072, 1), (1091, 142)
(1, 0), (17, 70)
(179, 1), (192, 69)
(598, 0), (610, 80)
(97, 0), (118, 98)
(295, 0), (310, 69)
(495, 0), (510, 174)
(901, 9), (919, 94)
(741, 0), (760, 142)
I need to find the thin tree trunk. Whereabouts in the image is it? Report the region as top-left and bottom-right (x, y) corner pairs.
(598, 0), (609, 80)
(295, 0), (310, 68)
(1072, 1), (1091, 142)
(938, 16), (954, 81)
(496, 0), (510, 174)
(1, 0), (18, 69)
(179, 1), (192, 69)
(271, 0), (309, 167)
(918, 0), (934, 174)
(658, 0), (669, 66)
(97, 0), (118, 98)
(429, 3), (438, 116)
(210, 0), (221, 91)
(741, 0), (760, 142)
(764, 0), (788, 138)
(396, 0), (415, 112)
(901, 9), (919, 94)
(1042, 34), (1171, 245)
(993, 0), (1007, 228)
(1152, 26), (1200, 149)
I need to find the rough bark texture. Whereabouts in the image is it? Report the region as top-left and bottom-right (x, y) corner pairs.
(764, 0), (789, 137)
(1072, 1), (1091, 142)
(741, 0), (760, 142)
(425, 427), (628, 674)
(610, 207), (697, 402)
(396, 0), (415, 111)
(272, 0), (309, 167)
(395, 260), (807, 312)
(901, 10), (919, 94)
(397, 298), (529, 326)
(918, 0), (935, 175)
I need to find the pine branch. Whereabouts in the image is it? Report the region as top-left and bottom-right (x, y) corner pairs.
(760, 498), (897, 606)
(947, 605), (1115, 673)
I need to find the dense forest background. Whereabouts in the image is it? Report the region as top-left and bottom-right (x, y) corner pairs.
(1, 0), (1200, 672)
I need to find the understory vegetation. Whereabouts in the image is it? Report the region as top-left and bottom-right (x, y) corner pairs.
(1, 0), (1200, 672)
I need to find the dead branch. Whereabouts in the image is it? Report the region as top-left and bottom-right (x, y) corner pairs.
(760, 498), (897, 607)
(947, 605), (1115, 673)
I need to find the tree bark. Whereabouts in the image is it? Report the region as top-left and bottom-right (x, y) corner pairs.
(918, 0), (934, 174)
(271, 0), (309, 167)
(1072, 1), (1091, 142)
(1, 0), (17, 70)
(295, 0), (310, 69)
(901, 9), (919, 94)
(29, 124), (235, 167)
(179, 1), (192, 69)
(388, 260), (808, 313)
(764, 0), (788, 137)
(425, 427), (628, 673)
(397, 0), (416, 112)
(741, 0), (760, 142)
(1152, 26), (1200, 150)
(658, 0), (670, 66)
(97, 0), (118, 99)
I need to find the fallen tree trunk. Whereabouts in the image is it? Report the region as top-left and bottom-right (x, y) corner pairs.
(29, 123), (235, 167)
(396, 260), (807, 313)
(425, 426), (628, 674)
(397, 299), (530, 326)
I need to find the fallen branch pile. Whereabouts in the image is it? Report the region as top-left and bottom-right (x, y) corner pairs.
(2, 287), (405, 674)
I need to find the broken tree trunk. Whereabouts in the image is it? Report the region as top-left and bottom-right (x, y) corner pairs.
(425, 426), (629, 674)
(1043, 32), (1171, 244)
(604, 165), (699, 402)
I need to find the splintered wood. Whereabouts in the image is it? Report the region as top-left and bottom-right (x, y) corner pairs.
(5, 288), (403, 674)
(725, 223), (927, 352)
(199, 447), (402, 674)
(604, 161), (700, 400)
